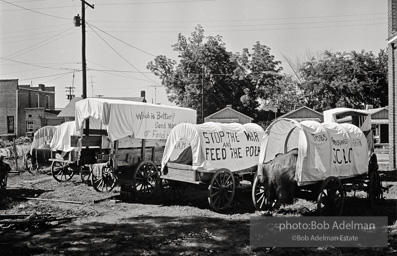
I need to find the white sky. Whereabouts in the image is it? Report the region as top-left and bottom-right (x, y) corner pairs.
(0, 0), (388, 108)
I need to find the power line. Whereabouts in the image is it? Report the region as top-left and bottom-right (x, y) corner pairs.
(90, 22), (386, 34)
(86, 22), (157, 57)
(92, 17), (386, 30)
(89, 12), (386, 23)
(94, 69), (154, 82)
(0, 23), (70, 36)
(95, 0), (215, 6)
(86, 60), (152, 82)
(0, 0), (215, 11)
(0, 0), (70, 20)
(44, 71), (76, 84)
(0, 28), (76, 61)
(18, 71), (75, 80)
(86, 22), (161, 86)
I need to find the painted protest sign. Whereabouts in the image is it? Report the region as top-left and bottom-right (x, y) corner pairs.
(197, 123), (264, 172)
(107, 102), (197, 141)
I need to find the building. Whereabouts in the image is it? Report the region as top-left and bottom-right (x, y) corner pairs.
(388, 0), (397, 170)
(367, 106), (389, 145)
(277, 106), (324, 123)
(0, 79), (63, 139)
(204, 105), (253, 124)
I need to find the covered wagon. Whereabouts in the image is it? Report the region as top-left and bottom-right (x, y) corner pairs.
(161, 122), (264, 212)
(73, 98), (197, 195)
(26, 125), (57, 173)
(253, 108), (382, 215)
(48, 121), (86, 182)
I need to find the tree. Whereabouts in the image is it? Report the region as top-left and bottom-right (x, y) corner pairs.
(298, 50), (388, 111)
(147, 26), (286, 122)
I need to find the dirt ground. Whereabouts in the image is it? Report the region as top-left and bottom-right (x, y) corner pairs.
(1, 167), (397, 256)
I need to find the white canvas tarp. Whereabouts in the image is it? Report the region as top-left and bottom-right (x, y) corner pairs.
(257, 118), (369, 186)
(161, 122), (265, 172)
(75, 98), (197, 142)
(50, 121), (78, 152)
(30, 126), (57, 154)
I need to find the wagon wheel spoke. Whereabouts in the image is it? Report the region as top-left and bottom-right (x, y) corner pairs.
(317, 176), (344, 216)
(208, 169), (235, 212)
(252, 175), (274, 211)
(91, 166), (117, 193)
(51, 161), (75, 182)
(133, 161), (158, 198)
(368, 171), (383, 207)
(160, 179), (187, 201)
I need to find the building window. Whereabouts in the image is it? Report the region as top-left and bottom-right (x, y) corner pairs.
(36, 94), (40, 107)
(46, 95), (50, 109)
(26, 120), (34, 132)
(7, 116), (14, 134)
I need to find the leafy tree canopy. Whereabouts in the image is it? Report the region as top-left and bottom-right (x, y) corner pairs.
(147, 25), (287, 122)
(298, 49), (388, 112)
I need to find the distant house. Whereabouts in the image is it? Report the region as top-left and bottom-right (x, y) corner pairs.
(0, 79), (63, 139)
(58, 96), (146, 121)
(278, 106), (323, 122)
(204, 105), (253, 124)
(367, 106), (389, 145)
(57, 97), (83, 122)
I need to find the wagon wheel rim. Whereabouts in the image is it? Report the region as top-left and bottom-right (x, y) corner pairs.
(25, 155), (33, 174)
(317, 177), (344, 216)
(160, 179), (187, 201)
(252, 175), (274, 210)
(25, 155), (38, 175)
(208, 169), (235, 212)
(368, 171), (383, 207)
(51, 161), (75, 182)
(80, 165), (92, 185)
(91, 166), (117, 192)
(134, 161), (158, 198)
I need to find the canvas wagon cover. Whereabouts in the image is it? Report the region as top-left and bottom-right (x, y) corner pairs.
(50, 121), (78, 152)
(75, 98), (197, 142)
(30, 126), (57, 153)
(161, 122), (264, 172)
(258, 118), (369, 186)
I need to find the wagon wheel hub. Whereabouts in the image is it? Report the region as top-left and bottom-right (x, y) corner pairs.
(208, 169), (236, 212)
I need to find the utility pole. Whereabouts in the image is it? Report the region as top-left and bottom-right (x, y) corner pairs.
(81, 0), (94, 99)
(74, 1), (94, 135)
(65, 86), (75, 101)
(201, 66), (205, 124)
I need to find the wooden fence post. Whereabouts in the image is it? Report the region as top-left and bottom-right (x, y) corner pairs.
(13, 140), (19, 174)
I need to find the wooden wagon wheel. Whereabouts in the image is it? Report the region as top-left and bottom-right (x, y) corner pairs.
(252, 174), (275, 210)
(159, 179), (187, 201)
(368, 171), (383, 207)
(25, 153), (39, 174)
(91, 165), (117, 192)
(80, 165), (92, 185)
(133, 161), (159, 198)
(51, 160), (75, 182)
(317, 176), (344, 216)
(208, 169), (236, 212)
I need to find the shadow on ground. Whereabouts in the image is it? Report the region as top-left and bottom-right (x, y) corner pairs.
(1, 214), (396, 256)
(0, 188), (50, 210)
(123, 184), (257, 215)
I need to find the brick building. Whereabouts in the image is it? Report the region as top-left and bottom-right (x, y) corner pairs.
(388, 0), (397, 170)
(0, 79), (63, 139)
